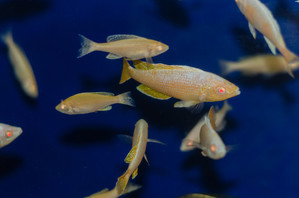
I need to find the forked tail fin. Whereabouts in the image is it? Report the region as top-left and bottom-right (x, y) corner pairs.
(116, 172), (130, 195)
(118, 91), (135, 107)
(77, 34), (97, 58)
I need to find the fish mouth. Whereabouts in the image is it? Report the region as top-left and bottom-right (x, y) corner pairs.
(235, 89), (241, 96)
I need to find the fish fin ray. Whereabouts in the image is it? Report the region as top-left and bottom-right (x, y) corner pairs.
(118, 91), (135, 107)
(107, 34), (142, 42)
(146, 57), (153, 64)
(144, 154), (150, 166)
(116, 173), (129, 195)
(77, 34), (96, 58)
(174, 100), (200, 108)
(137, 84), (171, 100)
(120, 58), (131, 84)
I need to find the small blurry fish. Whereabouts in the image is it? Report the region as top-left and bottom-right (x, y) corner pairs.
(180, 101), (232, 152)
(77, 34), (169, 63)
(1, 31), (38, 98)
(85, 183), (141, 198)
(55, 91), (134, 115)
(220, 54), (299, 76)
(0, 123), (22, 148)
(179, 193), (235, 198)
(116, 119), (148, 194)
(120, 59), (240, 108)
(235, 0), (298, 77)
(195, 106), (227, 160)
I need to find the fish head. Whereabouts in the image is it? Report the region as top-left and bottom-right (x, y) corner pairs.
(204, 76), (240, 102)
(0, 124), (22, 148)
(55, 100), (74, 114)
(23, 80), (38, 98)
(149, 42), (169, 57)
(235, 0), (245, 12)
(205, 142), (227, 160)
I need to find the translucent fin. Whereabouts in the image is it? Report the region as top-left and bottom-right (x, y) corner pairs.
(121, 182), (142, 195)
(219, 60), (237, 75)
(118, 91), (135, 107)
(187, 102), (204, 114)
(264, 36), (276, 55)
(174, 100), (199, 108)
(132, 168), (138, 179)
(116, 173), (129, 195)
(107, 34), (142, 42)
(77, 34), (97, 58)
(137, 84), (171, 100)
(106, 53), (122, 59)
(85, 188), (109, 197)
(147, 138), (166, 145)
(248, 23), (256, 39)
(124, 144), (138, 163)
(120, 58), (131, 84)
(97, 106), (112, 111)
(144, 154), (150, 166)
(208, 106), (217, 131)
(117, 134), (133, 144)
(146, 57), (153, 64)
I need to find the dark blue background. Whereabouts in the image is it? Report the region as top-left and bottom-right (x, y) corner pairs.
(0, 0), (298, 197)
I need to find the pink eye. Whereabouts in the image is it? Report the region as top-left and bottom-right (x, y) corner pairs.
(6, 131), (12, 137)
(218, 87), (226, 94)
(210, 144), (217, 152)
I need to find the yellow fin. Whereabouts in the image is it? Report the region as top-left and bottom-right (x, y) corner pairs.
(174, 100), (199, 108)
(124, 144), (138, 163)
(208, 106), (216, 131)
(132, 168), (138, 179)
(97, 105), (112, 111)
(120, 58), (131, 84)
(137, 84), (171, 100)
(116, 173), (129, 195)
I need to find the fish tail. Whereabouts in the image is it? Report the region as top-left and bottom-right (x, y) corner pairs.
(0, 29), (13, 45)
(222, 100), (232, 112)
(116, 172), (130, 195)
(280, 48), (298, 78)
(119, 58), (132, 84)
(118, 91), (135, 107)
(77, 34), (97, 58)
(219, 60), (237, 75)
(121, 182), (142, 195)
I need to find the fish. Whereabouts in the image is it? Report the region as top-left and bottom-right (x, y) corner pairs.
(195, 106), (227, 160)
(55, 91), (134, 115)
(0, 123), (22, 148)
(1, 31), (38, 98)
(120, 59), (240, 108)
(116, 119), (148, 194)
(235, 0), (298, 78)
(220, 54), (299, 76)
(77, 34), (169, 63)
(85, 182), (141, 198)
(179, 193), (235, 198)
(180, 101), (232, 152)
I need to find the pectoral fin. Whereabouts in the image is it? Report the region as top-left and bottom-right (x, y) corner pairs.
(248, 23), (256, 39)
(144, 154), (150, 166)
(132, 168), (138, 179)
(97, 106), (112, 111)
(106, 53), (122, 59)
(201, 151), (207, 157)
(124, 144), (138, 163)
(137, 84), (171, 100)
(264, 36), (276, 55)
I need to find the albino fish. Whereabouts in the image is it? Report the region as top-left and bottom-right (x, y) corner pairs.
(235, 0), (298, 77)
(120, 59), (240, 108)
(1, 31), (38, 98)
(116, 119), (148, 194)
(0, 123), (22, 148)
(85, 183), (141, 198)
(179, 193), (235, 198)
(55, 91), (134, 115)
(180, 101), (232, 152)
(195, 106), (227, 160)
(77, 34), (169, 63)
(220, 54), (299, 76)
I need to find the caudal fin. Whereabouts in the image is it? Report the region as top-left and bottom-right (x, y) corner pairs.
(121, 182), (141, 195)
(116, 173), (130, 195)
(219, 60), (237, 75)
(118, 91), (135, 107)
(119, 58), (131, 84)
(77, 34), (97, 58)
(280, 48), (297, 78)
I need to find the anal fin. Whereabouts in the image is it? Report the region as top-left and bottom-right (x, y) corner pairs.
(97, 106), (112, 111)
(106, 53), (122, 59)
(137, 84), (171, 100)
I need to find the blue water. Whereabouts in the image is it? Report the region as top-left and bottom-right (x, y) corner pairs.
(0, 0), (298, 197)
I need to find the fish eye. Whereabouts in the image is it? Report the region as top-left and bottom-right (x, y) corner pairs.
(187, 141), (193, 147)
(210, 144), (217, 152)
(157, 46), (163, 51)
(5, 130), (12, 138)
(61, 104), (66, 110)
(217, 87), (226, 95)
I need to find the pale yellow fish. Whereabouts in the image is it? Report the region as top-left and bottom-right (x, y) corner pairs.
(77, 34), (168, 62)
(55, 91), (134, 115)
(120, 59), (240, 108)
(116, 119), (148, 195)
(235, 0), (298, 77)
(195, 106), (227, 160)
(220, 54), (299, 76)
(85, 183), (141, 198)
(180, 101), (232, 152)
(1, 31), (38, 98)
(0, 123), (22, 148)
(179, 193), (235, 198)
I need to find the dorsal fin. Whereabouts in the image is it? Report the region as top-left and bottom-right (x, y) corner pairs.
(89, 92), (114, 96)
(106, 34), (143, 42)
(208, 106), (217, 131)
(133, 60), (178, 70)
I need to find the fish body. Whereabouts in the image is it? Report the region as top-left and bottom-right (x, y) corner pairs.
(180, 101), (232, 152)
(0, 123), (22, 148)
(1, 31), (38, 98)
(121, 59), (240, 107)
(220, 54), (294, 76)
(55, 92), (134, 115)
(78, 34), (168, 62)
(116, 119), (148, 194)
(235, 0), (298, 77)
